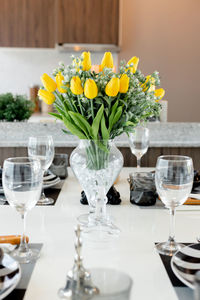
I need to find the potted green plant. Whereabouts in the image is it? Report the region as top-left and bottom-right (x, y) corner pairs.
(0, 93), (34, 122)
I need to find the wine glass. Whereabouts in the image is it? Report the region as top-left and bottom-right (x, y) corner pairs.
(155, 155), (193, 256)
(28, 136), (55, 205)
(129, 127), (149, 168)
(3, 157), (42, 263)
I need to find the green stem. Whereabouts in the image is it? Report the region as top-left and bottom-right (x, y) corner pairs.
(77, 95), (84, 115)
(91, 100), (94, 120)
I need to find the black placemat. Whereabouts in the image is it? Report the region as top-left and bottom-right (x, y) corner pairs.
(41, 187), (61, 205)
(4, 243), (43, 300)
(156, 243), (194, 300)
(1, 187), (62, 206)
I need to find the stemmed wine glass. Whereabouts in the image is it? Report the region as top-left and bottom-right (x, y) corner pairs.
(3, 157), (42, 263)
(28, 136), (55, 205)
(129, 126), (149, 168)
(155, 155), (193, 256)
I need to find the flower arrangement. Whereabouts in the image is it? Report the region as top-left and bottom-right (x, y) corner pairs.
(38, 52), (165, 144)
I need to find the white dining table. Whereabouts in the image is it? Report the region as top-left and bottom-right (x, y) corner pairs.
(0, 167), (199, 300)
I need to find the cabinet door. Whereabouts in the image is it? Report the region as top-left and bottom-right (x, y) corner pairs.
(0, 0), (55, 47)
(56, 0), (119, 45)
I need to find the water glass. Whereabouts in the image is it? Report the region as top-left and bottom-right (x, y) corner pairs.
(28, 136), (55, 205)
(3, 157), (42, 263)
(129, 126), (149, 168)
(155, 155), (193, 256)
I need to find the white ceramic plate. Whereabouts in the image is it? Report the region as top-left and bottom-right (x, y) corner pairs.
(0, 187), (4, 194)
(171, 243), (200, 289)
(43, 177), (61, 189)
(0, 250), (21, 299)
(43, 171), (57, 182)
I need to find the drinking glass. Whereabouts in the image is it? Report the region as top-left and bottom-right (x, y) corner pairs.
(155, 155), (193, 256)
(28, 136), (55, 205)
(3, 157), (42, 263)
(129, 127), (149, 168)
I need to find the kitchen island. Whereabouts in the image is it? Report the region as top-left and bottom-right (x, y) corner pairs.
(1, 122), (200, 168)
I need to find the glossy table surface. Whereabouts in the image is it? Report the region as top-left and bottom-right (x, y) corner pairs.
(0, 168), (198, 300)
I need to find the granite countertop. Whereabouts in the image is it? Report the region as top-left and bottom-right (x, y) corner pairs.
(0, 122), (200, 147)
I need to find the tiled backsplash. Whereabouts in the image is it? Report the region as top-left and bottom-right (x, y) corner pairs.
(0, 48), (118, 95)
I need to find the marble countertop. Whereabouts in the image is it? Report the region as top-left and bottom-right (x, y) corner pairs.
(0, 122), (200, 147)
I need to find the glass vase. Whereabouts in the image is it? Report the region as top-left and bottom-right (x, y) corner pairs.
(70, 140), (123, 240)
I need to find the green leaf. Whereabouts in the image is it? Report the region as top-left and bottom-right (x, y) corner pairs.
(62, 116), (86, 139)
(49, 112), (62, 120)
(68, 111), (92, 138)
(110, 106), (122, 131)
(55, 104), (66, 118)
(62, 129), (72, 135)
(101, 114), (109, 140)
(96, 140), (109, 153)
(125, 121), (136, 126)
(92, 104), (104, 139)
(108, 100), (118, 131)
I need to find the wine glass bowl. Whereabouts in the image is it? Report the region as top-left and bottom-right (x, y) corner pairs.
(28, 136), (55, 205)
(3, 157), (43, 263)
(155, 155), (193, 256)
(129, 127), (149, 168)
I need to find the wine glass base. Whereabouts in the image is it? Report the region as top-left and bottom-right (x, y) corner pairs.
(11, 248), (40, 264)
(77, 213), (90, 225)
(77, 213), (115, 226)
(37, 197), (54, 205)
(82, 220), (120, 242)
(155, 240), (185, 256)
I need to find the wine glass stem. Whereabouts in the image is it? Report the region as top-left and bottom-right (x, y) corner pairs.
(41, 170), (46, 200)
(169, 207), (175, 242)
(19, 212), (28, 252)
(41, 188), (46, 200)
(137, 157), (141, 168)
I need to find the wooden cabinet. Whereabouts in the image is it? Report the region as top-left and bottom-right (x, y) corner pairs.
(56, 0), (119, 45)
(0, 0), (55, 47)
(0, 0), (119, 47)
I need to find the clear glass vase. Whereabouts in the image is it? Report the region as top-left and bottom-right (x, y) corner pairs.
(70, 140), (123, 240)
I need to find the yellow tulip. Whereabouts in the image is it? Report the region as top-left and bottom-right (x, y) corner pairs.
(155, 88), (165, 100)
(38, 89), (55, 105)
(84, 79), (98, 99)
(119, 74), (129, 93)
(55, 73), (67, 93)
(70, 76), (83, 95)
(141, 75), (156, 92)
(81, 52), (92, 71)
(101, 52), (114, 70)
(40, 73), (57, 93)
(105, 77), (120, 97)
(127, 56), (139, 73)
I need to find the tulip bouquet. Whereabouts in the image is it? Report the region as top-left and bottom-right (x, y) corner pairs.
(38, 52), (164, 169)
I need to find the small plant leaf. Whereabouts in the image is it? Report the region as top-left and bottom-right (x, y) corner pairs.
(101, 114), (109, 140)
(92, 104), (104, 139)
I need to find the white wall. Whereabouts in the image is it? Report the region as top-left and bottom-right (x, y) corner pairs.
(0, 48), (118, 95)
(120, 0), (200, 122)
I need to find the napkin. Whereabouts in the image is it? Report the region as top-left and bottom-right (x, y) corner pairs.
(0, 235), (29, 244)
(184, 198), (200, 205)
